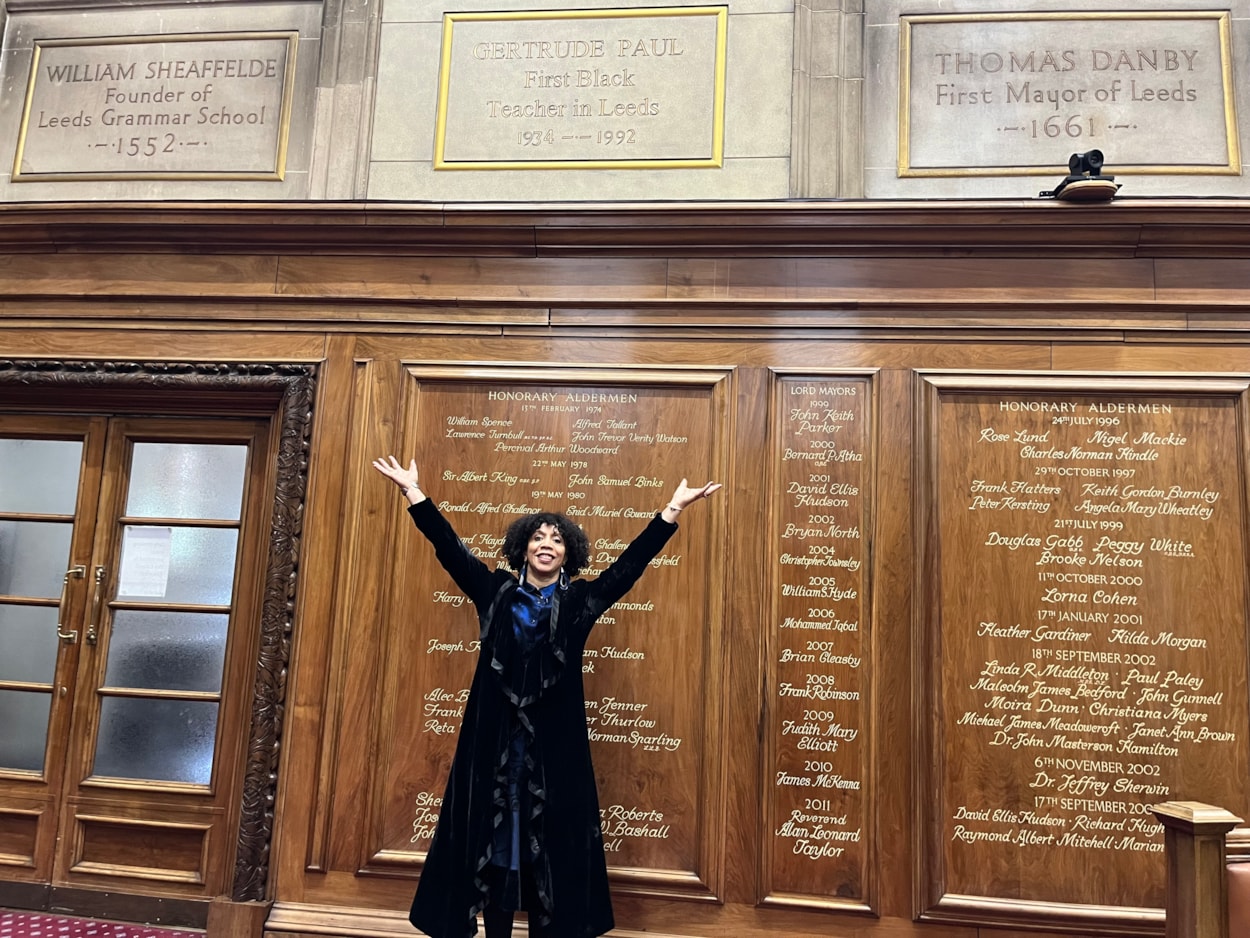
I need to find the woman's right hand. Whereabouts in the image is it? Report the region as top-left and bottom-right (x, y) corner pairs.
(371, 455), (426, 504)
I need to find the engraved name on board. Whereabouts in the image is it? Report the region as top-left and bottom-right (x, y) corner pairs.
(767, 376), (871, 902)
(937, 389), (1248, 908)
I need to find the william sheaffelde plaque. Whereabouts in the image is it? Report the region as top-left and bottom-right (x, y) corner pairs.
(434, 7), (726, 169)
(13, 33), (297, 181)
(900, 13), (1237, 176)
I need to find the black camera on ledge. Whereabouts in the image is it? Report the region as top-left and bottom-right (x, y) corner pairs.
(1040, 150), (1121, 202)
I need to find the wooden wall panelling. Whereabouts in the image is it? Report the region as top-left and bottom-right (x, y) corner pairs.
(913, 367), (944, 926)
(873, 367), (917, 920)
(10, 203), (1250, 938)
(265, 903), (418, 938)
(272, 344), (445, 929)
(350, 334), (1059, 374)
(0, 255), (281, 297)
(914, 370), (1250, 933)
(704, 258), (1158, 304)
(0, 299), (559, 331)
(547, 305), (1188, 332)
(0, 328), (328, 363)
(5, 201), (1250, 257)
(264, 256), (1162, 307)
(274, 334), (367, 881)
(759, 368), (876, 914)
(1156, 260), (1250, 305)
(356, 363), (732, 902)
(719, 363), (769, 905)
(1182, 315), (1250, 333)
(208, 897), (273, 938)
(523, 218), (1151, 258)
(0, 322), (1148, 938)
(322, 355), (409, 876)
(274, 256), (671, 302)
(268, 337), (1062, 938)
(1056, 344), (1250, 373)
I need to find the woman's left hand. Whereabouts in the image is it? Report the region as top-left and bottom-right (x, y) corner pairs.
(662, 479), (721, 522)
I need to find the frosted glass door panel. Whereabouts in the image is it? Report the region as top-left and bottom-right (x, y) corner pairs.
(126, 443), (247, 520)
(0, 439), (83, 514)
(0, 604), (59, 684)
(116, 526), (238, 604)
(0, 689), (52, 772)
(94, 697), (218, 784)
(104, 610), (228, 693)
(0, 521), (73, 597)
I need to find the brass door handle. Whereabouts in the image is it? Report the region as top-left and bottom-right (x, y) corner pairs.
(57, 565), (86, 643)
(87, 565), (107, 645)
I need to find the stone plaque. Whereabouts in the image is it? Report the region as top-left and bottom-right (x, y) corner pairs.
(13, 33), (298, 181)
(434, 8), (726, 169)
(919, 374), (1250, 929)
(763, 374), (873, 910)
(900, 13), (1238, 177)
(374, 368), (725, 898)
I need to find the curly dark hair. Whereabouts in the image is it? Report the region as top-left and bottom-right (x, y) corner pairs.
(500, 512), (591, 576)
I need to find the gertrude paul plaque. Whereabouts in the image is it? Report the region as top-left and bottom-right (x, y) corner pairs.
(433, 7), (726, 170)
(899, 12), (1238, 177)
(13, 33), (298, 181)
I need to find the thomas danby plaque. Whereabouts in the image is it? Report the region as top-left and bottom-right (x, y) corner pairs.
(900, 13), (1237, 177)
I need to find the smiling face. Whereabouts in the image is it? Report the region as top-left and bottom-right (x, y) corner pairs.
(525, 522), (567, 587)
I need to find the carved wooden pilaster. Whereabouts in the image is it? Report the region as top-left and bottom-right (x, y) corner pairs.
(232, 363), (316, 900)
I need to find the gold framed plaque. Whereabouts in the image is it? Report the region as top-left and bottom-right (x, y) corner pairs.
(898, 12), (1239, 178)
(433, 7), (728, 170)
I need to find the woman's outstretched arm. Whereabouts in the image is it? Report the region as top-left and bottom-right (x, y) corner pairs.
(583, 477), (722, 621)
(371, 454), (495, 608)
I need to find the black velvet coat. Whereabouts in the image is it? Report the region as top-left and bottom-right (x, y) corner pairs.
(407, 499), (678, 938)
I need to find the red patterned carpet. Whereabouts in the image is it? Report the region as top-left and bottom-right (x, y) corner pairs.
(0, 911), (201, 938)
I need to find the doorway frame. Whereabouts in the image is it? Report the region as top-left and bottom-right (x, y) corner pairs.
(0, 358), (317, 921)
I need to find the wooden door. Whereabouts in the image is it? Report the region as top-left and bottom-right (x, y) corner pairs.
(0, 416), (106, 883)
(0, 415), (272, 904)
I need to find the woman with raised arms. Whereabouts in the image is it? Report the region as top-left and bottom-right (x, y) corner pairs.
(371, 454), (720, 938)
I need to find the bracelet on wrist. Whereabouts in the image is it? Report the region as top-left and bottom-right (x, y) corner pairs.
(667, 504), (683, 512)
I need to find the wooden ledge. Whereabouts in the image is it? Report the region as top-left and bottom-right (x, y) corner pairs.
(1, 198), (1250, 256)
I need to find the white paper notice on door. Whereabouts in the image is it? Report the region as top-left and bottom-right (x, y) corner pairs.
(117, 526), (172, 597)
